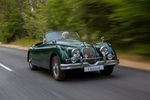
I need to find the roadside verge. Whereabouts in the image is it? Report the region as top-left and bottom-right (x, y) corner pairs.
(0, 44), (28, 51)
(118, 57), (150, 71)
(0, 44), (149, 71)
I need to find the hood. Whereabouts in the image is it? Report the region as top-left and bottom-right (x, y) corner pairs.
(56, 40), (93, 49)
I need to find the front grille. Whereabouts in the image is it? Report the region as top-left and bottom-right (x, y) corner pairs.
(82, 47), (96, 64)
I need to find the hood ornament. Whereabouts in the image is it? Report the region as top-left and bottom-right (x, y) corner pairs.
(81, 42), (91, 47)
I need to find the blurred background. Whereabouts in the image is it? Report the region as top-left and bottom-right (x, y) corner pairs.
(0, 0), (150, 60)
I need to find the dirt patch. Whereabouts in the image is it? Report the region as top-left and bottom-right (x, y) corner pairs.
(119, 57), (150, 71)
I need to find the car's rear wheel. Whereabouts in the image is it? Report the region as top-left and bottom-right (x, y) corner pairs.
(52, 55), (65, 81)
(28, 52), (38, 70)
(100, 65), (114, 76)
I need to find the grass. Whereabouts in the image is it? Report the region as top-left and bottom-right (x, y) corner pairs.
(9, 37), (41, 47)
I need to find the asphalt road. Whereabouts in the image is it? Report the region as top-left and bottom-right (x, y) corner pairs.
(0, 47), (150, 100)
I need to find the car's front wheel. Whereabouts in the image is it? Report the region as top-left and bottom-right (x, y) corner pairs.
(100, 65), (114, 76)
(51, 55), (65, 81)
(28, 52), (38, 70)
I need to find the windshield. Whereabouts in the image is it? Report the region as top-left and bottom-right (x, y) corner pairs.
(45, 31), (80, 42)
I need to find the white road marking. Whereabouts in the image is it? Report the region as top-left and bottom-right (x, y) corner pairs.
(0, 63), (13, 71)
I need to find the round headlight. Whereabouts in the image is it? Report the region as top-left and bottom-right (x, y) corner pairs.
(72, 49), (80, 57)
(107, 53), (113, 60)
(100, 46), (108, 55)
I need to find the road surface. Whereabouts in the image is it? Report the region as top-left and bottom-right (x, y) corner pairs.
(0, 47), (150, 100)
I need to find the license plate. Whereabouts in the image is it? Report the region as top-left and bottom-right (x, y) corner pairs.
(84, 65), (104, 72)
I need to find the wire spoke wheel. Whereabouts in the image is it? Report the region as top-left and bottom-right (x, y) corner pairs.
(28, 53), (37, 70)
(52, 55), (65, 81)
(52, 61), (59, 77)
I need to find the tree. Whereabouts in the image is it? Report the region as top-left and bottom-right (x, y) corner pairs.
(46, 0), (84, 31)
(22, 0), (48, 39)
(0, 0), (25, 43)
(79, 0), (112, 33)
(105, 0), (150, 54)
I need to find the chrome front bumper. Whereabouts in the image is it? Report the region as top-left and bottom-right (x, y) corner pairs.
(60, 59), (119, 70)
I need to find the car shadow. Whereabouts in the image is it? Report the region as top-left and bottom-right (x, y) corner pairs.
(35, 68), (52, 77)
(65, 72), (119, 82)
(34, 67), (120, 82)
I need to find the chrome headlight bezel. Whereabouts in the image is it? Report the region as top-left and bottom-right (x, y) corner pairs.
(71, 48), (80, 57)
(100, 46), (109, 56)
(107, 53), (113, 60)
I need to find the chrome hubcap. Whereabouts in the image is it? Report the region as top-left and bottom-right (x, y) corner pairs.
(29, 54), (33, 68)
(53, 62), (59, 77)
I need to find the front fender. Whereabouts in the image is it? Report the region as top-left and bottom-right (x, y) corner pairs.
(94, 42), (118, 59)
(50, 45), (70, 64)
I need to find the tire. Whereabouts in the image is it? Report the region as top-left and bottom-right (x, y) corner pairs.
(100, 65), (114, 76)
(28, 52), (38, 70)
(51, 55), (65, 81)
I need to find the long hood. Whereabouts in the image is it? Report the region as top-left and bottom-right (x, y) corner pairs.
(55, 40), (117, 61)
(56, 40), (92, 49)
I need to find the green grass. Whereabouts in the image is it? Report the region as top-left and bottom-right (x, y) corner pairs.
(115, 44), (150, 56)
(10, 37), (41, 47)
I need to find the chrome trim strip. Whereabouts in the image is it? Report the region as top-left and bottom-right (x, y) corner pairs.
(60, 59), (119, 70)
(61, 63), (82, 67)
(82, 57), (102, 60)
(104, 59), (119, 65)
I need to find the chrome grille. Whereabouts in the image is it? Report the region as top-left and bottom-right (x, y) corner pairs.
(82, 47), (96, 64)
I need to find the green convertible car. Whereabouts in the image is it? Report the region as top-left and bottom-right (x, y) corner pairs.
(27, 31), (119, 81)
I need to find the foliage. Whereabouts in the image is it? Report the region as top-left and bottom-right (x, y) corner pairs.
(10, 37), (41, 47)
(0, 0), (25, 43)
(0, 0), (149, 55)
(78, 0), (112, 33)
(46, 0), (84, 31)
(22, 0), (48, 39)
(105, 0), (150, 54)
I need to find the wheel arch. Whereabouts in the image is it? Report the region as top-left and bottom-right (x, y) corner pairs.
(49, 46), (65, 71)
(49, 52), (60, 72)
